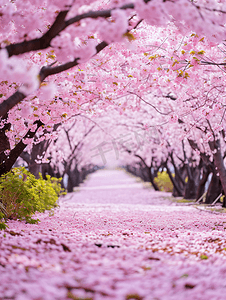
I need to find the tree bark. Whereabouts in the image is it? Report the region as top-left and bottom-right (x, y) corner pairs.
(147, 166), (159, 191)
(209, 139), (226, 201)
(205, 171), (222, 204)
(165, 163), (183, 197)
(196, 164), (212, 201)
(0, 120), (43, 176)
(0, 116), (10, 155)
(134, 154), (160, 191)
(184, 177), (196, 199)
(184, 164), (200, 199)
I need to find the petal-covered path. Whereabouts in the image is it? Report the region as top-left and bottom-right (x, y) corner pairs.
(1, 169), (226, 300)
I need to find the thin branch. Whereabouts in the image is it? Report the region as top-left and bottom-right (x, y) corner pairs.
(63, 124), (95, 175)
(201, 61), (226, 66)
(206, 119), (215, 139)
(128, 91), (171, 116)
(64, 128), (73, 152)
(220, 109), (226, 125)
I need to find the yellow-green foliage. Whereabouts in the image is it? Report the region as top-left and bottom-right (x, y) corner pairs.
(0, 167), (65, 228)
(154, 171), (174, 192)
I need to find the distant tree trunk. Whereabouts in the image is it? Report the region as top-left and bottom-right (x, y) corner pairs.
(187, 138), (223, 203)
(222, 192), (226, 208)
(184, 177), (196, 199)
(64, 163), (80, 192)
(42, 163), (55, 178)
(205, 170), (222, 204)
(196, 164), (212, 201)
(79, 164), (96, 183)
(209, 139), (226, 203)
(184, 164), (200, 199)
(67, 172), (74, 192)
(168, 153), (187, 197)
(134, 154), (161, 191)
(147, 167), (159, 191)
(20, 139), (51, 178)
(165, 163), (184, 197)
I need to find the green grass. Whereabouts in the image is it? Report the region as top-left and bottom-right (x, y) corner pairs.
(176, 199), (195, 203)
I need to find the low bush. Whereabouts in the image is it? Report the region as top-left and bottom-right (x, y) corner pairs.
(0, 167), (65, 228)
(154, 171), (174, 192)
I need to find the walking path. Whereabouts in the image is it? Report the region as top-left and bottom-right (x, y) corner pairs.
(1, 169), (226, 300)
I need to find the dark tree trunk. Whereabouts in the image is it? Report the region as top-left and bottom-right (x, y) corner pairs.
(42, 163), (55, 178)
(67, 173), (74, 192)
(148, 167), (159, 191)
(208, 139), (226, 205)
(0, 115), (10, 155)
(20, 136), (52, 178)
(205, 171), (222, 204)
(29, 140), (50, 178)
(196, 164), (212, 201)
(184, 164), (200, 199)
(134, 154), (161, 190)
(184, 177), (197, 199)
(170, 153), (186, 189)
(165, 163), (184, 197)
(0, 120), (43, 176)
(66, 165), (80, 192)
(222, 194), (226, 208)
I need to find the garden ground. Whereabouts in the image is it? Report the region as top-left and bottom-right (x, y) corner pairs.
(1, 169), (226, 300)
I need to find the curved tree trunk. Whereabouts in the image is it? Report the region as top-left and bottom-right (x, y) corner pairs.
(148, 167), (159, 191)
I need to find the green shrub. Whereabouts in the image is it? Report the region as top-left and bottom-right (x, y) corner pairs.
(0, 211), (7, 229)
(0, 167), (66, 228)
(154, 171), (174, 192)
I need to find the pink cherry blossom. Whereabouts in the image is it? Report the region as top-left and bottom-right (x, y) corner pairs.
(1, 169), (226, 299)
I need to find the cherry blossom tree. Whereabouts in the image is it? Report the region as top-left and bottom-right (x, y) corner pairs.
(1, 0), (226, 202)
(44, 116), (97, 191)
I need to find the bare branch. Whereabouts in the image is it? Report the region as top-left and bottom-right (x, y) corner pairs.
(128, 91), (172, 115)
(64, 128), (73, 152)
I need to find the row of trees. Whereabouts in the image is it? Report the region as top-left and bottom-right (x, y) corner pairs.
(0, 0), (226, 204)
(92, 109), (224, 205)
(15, 116), (102, 192)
